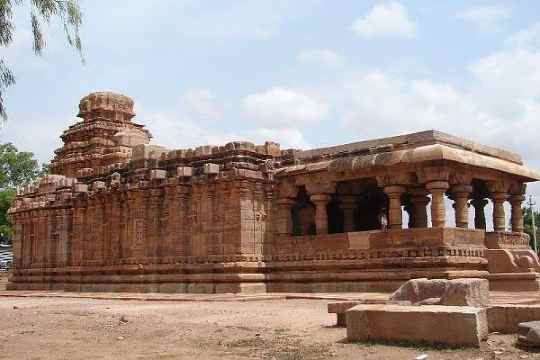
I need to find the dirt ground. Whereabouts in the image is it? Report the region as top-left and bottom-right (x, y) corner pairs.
(0, 297), (538, 360)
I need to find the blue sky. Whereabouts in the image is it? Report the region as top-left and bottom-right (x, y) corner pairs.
(2, 0), (540, 203)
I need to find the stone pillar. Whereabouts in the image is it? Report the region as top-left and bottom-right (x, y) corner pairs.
(471, 198), (488, 230)
(384, 186), (406, 230)
(509, 194), (525, 233)
(451, 185), (472, 229)
(276, 198), (295, 235)
(492, 192), (507, 232)
(409, 189), (430, 228)
(310, 194), (332, 235)
(426, 181), (449, 228)
(339, 195), (357, 232)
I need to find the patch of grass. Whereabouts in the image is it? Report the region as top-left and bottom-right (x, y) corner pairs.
(349, 339), (474, 351)
(225, 337), (266, 349)
(224, 334), (334, 360)
(262, 336), (333, 360)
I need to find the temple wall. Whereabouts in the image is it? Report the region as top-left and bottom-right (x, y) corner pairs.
(10, 176), (274, 272)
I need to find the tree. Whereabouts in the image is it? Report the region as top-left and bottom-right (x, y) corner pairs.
(0, 143), (42, 242)
(524, 205), (540, 250)
(0, 189), (15, 240)
(0, 0), (83, 120)
(0, 143), (40, 189)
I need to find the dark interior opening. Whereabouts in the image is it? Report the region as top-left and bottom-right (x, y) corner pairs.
(292, 186), (316, 236)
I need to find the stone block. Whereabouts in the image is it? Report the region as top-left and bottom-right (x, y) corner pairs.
(112, 128), (150, 147)
(203, 163), (220, 175)
(346, 304), (488, 348)
(132, 144), (169, 161)
(518, 321), (540, 347)
(92, 181), (106, 191)
(150, 169), (167, 180)
(440, 278), (489, 307)
(60, 192), (73, 201)
(195, 145), (213, 156)
(328, 302), (359, 326)
(265, 141), (281, 156)
(487, 305), (540, 333)
(390, 278), (448, 303)
(73, 184), (89, 193)
(177, 166), (193, 177)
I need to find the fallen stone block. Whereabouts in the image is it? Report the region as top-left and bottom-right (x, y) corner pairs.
(440, 278), (489, 307)
(518, 321), (540, 347)
(346, 304), (488, 348)
(390, 278), (448, 303)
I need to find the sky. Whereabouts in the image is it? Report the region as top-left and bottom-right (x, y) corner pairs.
(2, 0), (540, 211)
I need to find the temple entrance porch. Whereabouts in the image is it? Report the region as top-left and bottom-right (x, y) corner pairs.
(274, 163), (540, 292)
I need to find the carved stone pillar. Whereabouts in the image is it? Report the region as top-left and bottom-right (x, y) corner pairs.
(492, 194), (506, 232)
(384, 186), (406, 230)
(276, 198), (295, 235)
(339, 195), (357, 232)
(509, 194), (525, 233)
(471, 198), (488, 230)
(310, 194), (332, 235)
(492, 192), (507, 232)
(451, 185), (472, 228)
(426, 181), (449, 228)
(409, 189), (430, 228)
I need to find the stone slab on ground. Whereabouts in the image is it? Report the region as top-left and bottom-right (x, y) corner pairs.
(517, 321), (540, 347)
(346, 304), (488, 348)
(487, 305), (540, 333)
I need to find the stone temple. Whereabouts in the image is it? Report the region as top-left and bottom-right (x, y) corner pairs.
(7, 91), (540, 293)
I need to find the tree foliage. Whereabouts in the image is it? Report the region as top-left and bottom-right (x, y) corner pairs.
(0, 0), (83, 120)
(0, 142), (42, 241)
(0, 189), (15, 239)
(0, 142), (40, 189)
(524, 205), (540, 250)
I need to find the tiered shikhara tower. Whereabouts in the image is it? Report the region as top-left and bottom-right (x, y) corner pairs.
(7, 92), (540, 293)
(50, 92), (151, 178)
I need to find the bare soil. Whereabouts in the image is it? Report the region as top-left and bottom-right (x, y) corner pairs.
(0, 296), (538, 359)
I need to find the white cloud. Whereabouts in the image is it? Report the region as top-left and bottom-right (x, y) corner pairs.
(181, 89), (223, 120)
(351, 1), (415, 38)
(298, 49), (345, 68)
(506, 22), (540, 49)
(456, 5), (511, 31)
(143, 110), (240, 150)
(333, 71), (481, 140)
(243, 87), (329, 126)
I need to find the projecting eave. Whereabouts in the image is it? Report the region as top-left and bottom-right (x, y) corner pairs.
(276, 144), (540, 182)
